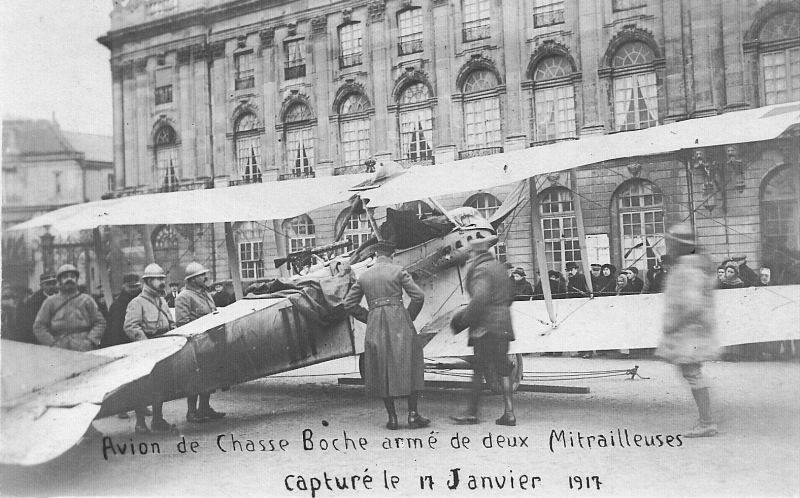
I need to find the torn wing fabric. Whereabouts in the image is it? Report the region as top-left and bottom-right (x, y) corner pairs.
(10, 173), (372, 233)
(358, 102), (800, 207)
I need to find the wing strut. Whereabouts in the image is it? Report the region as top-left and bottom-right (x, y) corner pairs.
(224, 222), (244, 300)
(570, 171), (594, 296)
(92, 228), (114, 310)
(528, 177), (556, 324)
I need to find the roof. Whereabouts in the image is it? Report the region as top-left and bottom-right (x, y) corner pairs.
(10, 101), (800, 233)
(61, 131), (113, 164)
(2, 119), (74, 156)
(2, 119), (113, 164)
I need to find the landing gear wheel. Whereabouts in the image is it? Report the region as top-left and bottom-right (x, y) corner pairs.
(485, 354), (524, 394)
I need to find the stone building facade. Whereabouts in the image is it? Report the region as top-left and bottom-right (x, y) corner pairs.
(98, 0), (800, 291)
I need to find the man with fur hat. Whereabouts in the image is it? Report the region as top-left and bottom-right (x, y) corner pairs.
(33, 264), (105, 351)
(124, 263), (176, 433)
(13, 272), (57, 344)
(450, 235), (517, 426)
(657, 223), (719, 437)
(175, 262), (226, 423)
(343, 240), (429, 430)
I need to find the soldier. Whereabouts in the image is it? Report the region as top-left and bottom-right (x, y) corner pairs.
(33, 264), (105, 351)
(176, 262), (226, 423)
(450, 236), (517, 426)
(124, 263), (176, 433)
(12, 273), (57, 343)
(657, 223), (719, 437)
(343, 241), (429, 430)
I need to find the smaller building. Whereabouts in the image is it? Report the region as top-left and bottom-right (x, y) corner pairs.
(2, 118), (114, 292)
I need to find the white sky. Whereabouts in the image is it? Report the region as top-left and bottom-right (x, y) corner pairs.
(0, 1), (112, 136)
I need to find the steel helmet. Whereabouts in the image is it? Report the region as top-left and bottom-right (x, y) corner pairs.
(184, 262), (209, 280)
(142, 263), (166, 280)
(56, 264), (80, 280)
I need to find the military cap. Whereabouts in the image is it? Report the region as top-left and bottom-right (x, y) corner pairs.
(39, 273), (57, 284)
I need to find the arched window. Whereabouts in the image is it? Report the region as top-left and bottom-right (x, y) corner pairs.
(615, 180), (664, 270)
(283, 214), (316, 253)
(612, 41), (658, 131)
(339, 94), (371, 168)
(236, 221), (265, 280)
(154, 125), (179, 190)
(758, 12), (800, 105)
(462, 70), (502, 153)
(400, 200), (438, 219)
(284, 103), (315, 176)
(234, 113), (262, 183)
(539, 187), (580, 272)
(151, 225), (180, 279)
(531, 56), (576, 142)
(465, 192), (501, 219)
(336, 209), (373, 250)
(761, 165), (800, 279)
(398, 83), (433, 162)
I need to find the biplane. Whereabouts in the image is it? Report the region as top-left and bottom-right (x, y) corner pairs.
(3, 102), (799, 466)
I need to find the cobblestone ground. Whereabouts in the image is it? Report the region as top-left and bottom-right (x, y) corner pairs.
(2, 356), (798, 497)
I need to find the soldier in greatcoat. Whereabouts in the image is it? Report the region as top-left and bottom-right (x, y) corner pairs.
(450, 236), (517, 426)
(175, 262), (226, 423)
(343, 241), (429, 430)
(657, 223), (719, 437)
(33, 264), (105, 351)
(124, 263), (176, 433)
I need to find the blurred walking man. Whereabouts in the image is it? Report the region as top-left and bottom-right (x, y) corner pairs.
(658, 223), (719, 437)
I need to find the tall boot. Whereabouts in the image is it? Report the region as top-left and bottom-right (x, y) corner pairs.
(150, 403), (175, 432)
(685, 388), (717, 437)
(496, 376), (516, 426)
(186, 394), (205, 423)
(134, 407), (149, 433)
(407, 391), (430, 429)
(450, 372), (481, 424)
(198, 392), (225, 419)
(383, 398), (398, 430)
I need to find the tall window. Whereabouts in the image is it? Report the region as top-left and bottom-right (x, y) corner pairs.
(612, 41), (658, 131)
(338, 210), (373, 250)
(462, 70), (502, 153)
(154, 125), (179, 190)
(152, 225), (180, 278)
(284, 103), (315, 176)
(284, 215), (316, 253)
(532, 56), (576, 142)
(398, 8), (423, 55)
(237, 222), (265, 280)
(339, 94), (371, 168)
(462, 0), (491, 42)
(339, 23), (363, 68)
(616, 180), (664, 270)
(398, 83), (434, 162)
(234, 113), (262, 183)
(533, 0), (564, 28)
(234, 51), (255, 90)
(285, 39), (306, 80)
(540, 187), (580, 272)
(155, 67), (172, 105)
(761, 165), (800, 273)
(758, 12), (800, 105)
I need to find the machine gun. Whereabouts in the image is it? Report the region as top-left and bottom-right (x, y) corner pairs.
(274, 240), (353, 273)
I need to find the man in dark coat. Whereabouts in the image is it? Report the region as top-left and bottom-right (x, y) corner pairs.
(101, 273), (141, 348)
(450, 235), (517, 426)
(12, 273), (57, 343)
(657, 223), (718, 437)
(622, 267), (644, 294)
(343, 241), (429, 430)
(533, 270), (567, 300)
(510, 267), (534, 300)
(165, 282), (180, 308)
(565, 262), (589, 298)
(589, 264), (602, 294)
